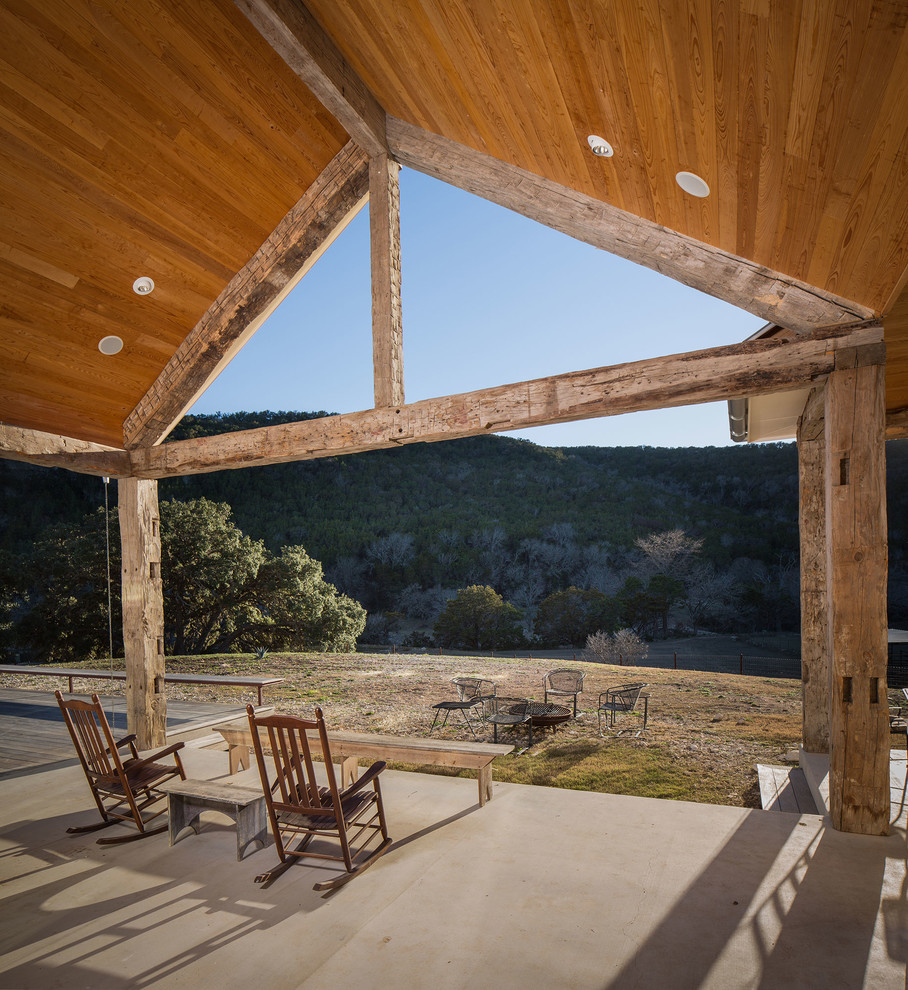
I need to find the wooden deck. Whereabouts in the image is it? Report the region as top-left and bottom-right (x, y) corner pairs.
(756, 764), (819, 815)
(0, 688), (244, 775)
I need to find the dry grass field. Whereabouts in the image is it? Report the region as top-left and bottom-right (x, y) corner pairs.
(13, 649), (904, 809)
(6, 651), (817, 809)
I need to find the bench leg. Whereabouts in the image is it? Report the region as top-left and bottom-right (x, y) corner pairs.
(167, 794), (202, 846)
(341, 755), (359, 788)
(228, 744), (249, 775)
(235, 798), (268, 861)
(478, 765), (493, 806)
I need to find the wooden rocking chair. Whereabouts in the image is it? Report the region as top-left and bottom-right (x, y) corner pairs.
(55, 691), (186, 844)
(246, 704), (392, 891)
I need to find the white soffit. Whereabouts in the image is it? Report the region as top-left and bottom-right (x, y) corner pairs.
(746, 389), (811, 442)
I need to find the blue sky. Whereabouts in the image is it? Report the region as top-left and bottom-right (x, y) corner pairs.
(189, 169), (765, 447)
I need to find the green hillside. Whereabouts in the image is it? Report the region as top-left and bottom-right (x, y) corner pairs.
(3, 412), (908, 643)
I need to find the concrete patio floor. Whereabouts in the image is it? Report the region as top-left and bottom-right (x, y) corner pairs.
(2, 744), (908, 989)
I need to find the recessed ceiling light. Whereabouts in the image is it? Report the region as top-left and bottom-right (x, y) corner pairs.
(132, 276), (155, 295)
(675, 171), (710, 197)
(587, 135), (613, 157)
(98, 335), (124, 355)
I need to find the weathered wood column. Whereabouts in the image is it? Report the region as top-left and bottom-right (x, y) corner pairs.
(797, 386), (829, 753)
(118, 478), (166, 749)
(825, 358), (889, 833)
(370, 153), (404, 407)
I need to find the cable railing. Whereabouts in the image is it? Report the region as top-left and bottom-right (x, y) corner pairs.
(632, 652), (801, 679)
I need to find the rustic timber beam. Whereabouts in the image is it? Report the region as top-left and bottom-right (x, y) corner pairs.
(0, 423), (130, 477)
(797, 385), (826, 443)
(387, 117), (875, 335)
(123, 141), (369, 449)
(119, 479), (166, 749)
(128, 322), (882, 479)
(797, 385), (829, 754)
(885, 406), (908, 439)
(370, 154), (404, 407)
(234, 0), (388, 156)
(825, 358), (890, 834)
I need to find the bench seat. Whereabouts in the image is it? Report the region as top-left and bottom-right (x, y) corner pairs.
(216, 723), (512, 807)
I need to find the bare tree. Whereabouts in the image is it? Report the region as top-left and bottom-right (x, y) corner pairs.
(471, 526), (507, 552)
(327, 555), (368, 596)
(436, 529), (462, 549)
(571, 544), (624, 595)
(509, 574), (547, 609)
(366, 532), (416, 569)
(635, 529), (703, 575)
(584, 628), (648, 666)
(543, 521), (576, 547)
(396, 583), (451, 622)
(684, 563), (734, 628)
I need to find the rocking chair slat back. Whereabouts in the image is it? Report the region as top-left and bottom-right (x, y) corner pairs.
(58, 695), (128, 779)
(258, 714), (338, 815)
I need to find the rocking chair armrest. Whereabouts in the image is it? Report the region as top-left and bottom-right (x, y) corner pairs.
(339, 760), (387, 799)
(104, 734), (139, 759)
(124, 741), (185, 772)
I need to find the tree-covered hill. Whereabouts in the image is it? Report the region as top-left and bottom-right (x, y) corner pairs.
(3, 412), (908, 637)
(162, 412), (804, 564)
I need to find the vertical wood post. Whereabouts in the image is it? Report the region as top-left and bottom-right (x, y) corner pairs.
(797, 386), (829, 753)
(825, 361), (889, 834)
(370, 153), (404, 408)
(118, 478), (166, 749)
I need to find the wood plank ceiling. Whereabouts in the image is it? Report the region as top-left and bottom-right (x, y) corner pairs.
(307, 0), (908, 316)
(0, 0), (346, 445)
(2, 0), (908, 449)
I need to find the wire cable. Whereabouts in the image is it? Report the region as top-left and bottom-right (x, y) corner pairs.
(103, 477), (115, 723)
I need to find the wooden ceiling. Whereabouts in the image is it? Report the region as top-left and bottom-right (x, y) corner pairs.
(307, 0), (908, 315)
(0, 0), (346, 445)
(2, 0), (908, 450)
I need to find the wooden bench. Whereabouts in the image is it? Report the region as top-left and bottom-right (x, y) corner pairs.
(159, 777), (268, 861)
(216, 723), (513, 807)
(0, 665), (283, 706)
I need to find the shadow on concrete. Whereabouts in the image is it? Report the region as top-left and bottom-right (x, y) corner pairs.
(605, 811), (905, 990)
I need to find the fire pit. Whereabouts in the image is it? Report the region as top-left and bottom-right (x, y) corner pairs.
(508, 701), (572, 728)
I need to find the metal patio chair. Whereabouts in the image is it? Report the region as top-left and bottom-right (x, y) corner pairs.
(481, 695), (534, 748)
(430, 677), (495, 738)
(543, 668), (585, 716)
(598, 683), (649, 737)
